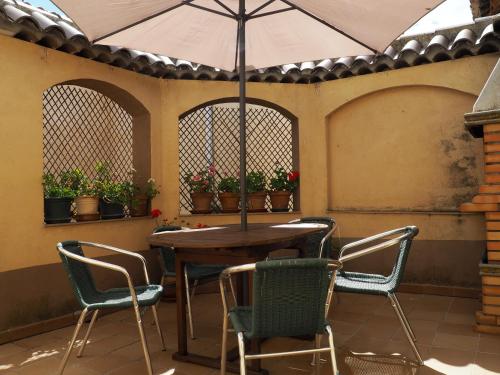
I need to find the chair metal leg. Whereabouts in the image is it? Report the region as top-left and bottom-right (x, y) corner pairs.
(388, 293), (423, 365)
(229, 277), (237, 305)
(76, 309), (98, 358)
(58, 308), (88, 375)
(184, 268), (195, 340)
(191, 279), (199, 300)
(311, 334), (321, 366)
(237, 332), (247, 375)
(151, 304), (166, 351)
(326, 325), (339, 375)
(221, 314), (229, 375)
(392, 293), (416, 341)
(132, 303), (153, 375)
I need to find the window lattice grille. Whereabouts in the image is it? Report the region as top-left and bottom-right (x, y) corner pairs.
(42, 85), (133, 181)
(179, 103), (295, 214)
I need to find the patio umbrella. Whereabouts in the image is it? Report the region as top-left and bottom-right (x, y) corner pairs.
(51, 0), (443, 230)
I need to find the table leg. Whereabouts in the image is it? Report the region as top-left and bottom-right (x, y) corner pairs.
(175, 257), (187, 355)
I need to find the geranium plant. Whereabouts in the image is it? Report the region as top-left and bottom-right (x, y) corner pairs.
(218, 175), (240, 193)
(146, 178), (160, 199)
(269, 166), (300, 192)
(246, 171), (266, 193)
(184, 164), (216, 193)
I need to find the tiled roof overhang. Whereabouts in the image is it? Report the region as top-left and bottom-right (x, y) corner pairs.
(0, 0), (499, 83)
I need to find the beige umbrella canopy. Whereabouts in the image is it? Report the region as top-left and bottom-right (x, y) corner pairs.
(52, 0), (443, 229)
(51, 0), (442, 71)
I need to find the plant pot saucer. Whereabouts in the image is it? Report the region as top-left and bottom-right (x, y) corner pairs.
(75, 213), (100, 222)
(221, 209), (240, 213)
(248, 208), (268, 213)
(191, 209), (212, 215)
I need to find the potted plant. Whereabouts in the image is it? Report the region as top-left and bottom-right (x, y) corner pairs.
(95, 162), (128, 219)
(130, 177), (160, 217)
(217, 175), (240, 212)
(42, 172), (76, 224)
(184, 164), (215, 214)
(246, 171), (267, 212)
(63, 169), (99, 221)
(269, 166), (299, 212)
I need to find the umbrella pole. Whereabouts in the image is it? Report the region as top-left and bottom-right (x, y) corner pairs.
(238, 0), (247, 231)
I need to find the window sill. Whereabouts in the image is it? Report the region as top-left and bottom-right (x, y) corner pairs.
(180, 211), (301, 217)
(44, 216), (152, 228)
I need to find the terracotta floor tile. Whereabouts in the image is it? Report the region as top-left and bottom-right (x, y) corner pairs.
(437, 322), (478, 338)
(0, 344), (27, 360)
(478, 333), (500, 354)
(1, 293), (499, 375)
(472, 352), (500, 374)
(432, 333), (479, 352)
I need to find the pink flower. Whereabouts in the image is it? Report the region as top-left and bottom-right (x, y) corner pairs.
(203, 180), (208, 185)
(208, 164), (216, 175)
(192, 175), (201, 182)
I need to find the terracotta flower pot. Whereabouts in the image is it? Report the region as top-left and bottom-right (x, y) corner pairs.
(190, 192), (214, 214)
(130, 195), (150, 217)
(218, 192), (240, 213)
(270, 191), (291, 212)
(75, 196), (99, 215)
(247, 191), (267, 212)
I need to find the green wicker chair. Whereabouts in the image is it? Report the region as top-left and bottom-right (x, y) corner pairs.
(153, 225), (228, 339)
(219, 258), (342, 375)
(57, 241), (165, 375)
(289, 216), (337, 258)
(335, 226), (422, 365)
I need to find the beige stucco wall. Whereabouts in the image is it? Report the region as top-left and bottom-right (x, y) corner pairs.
(0, 33), (498, 330)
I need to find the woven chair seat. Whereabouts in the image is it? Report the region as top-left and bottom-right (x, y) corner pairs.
(335, 271), (396, 295)
(84, 285), (163, 310)
(229, 306), (329, 340)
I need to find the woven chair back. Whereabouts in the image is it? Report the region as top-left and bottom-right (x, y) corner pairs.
(58, 240), (98, 307)
(251, 258), (333, 338)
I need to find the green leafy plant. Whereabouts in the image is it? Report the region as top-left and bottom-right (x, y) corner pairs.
(61, 168), (97, 196)
(246, 171), (266, 193)
(42, 172), (76, 199)
(269, 166), (300, 192)
(94, 162), (129, 205)
(218, 175), (240, 193)
(146, 178), (160, 199)
(184, 164), (216, 193)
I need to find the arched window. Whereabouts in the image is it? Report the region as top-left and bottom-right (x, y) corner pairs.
(42, 80), (151, 218)
(179, 99), (298, 214)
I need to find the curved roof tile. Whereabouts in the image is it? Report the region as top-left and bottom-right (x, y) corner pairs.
(0, 0), (499, 84)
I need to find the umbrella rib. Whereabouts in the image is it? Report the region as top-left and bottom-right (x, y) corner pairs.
(213, 0), (237, 17)
(233, 19), (240, 72)
(184, 2), (237, 19)
(93, 1), (195, 42)
(247, 0), (276, 17)
(278, 0), (378, 54)
(247, 6), (294, 19)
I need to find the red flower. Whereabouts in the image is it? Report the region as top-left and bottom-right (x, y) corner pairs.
(287, 171), (299, 182)
(151, 209), (162, 218)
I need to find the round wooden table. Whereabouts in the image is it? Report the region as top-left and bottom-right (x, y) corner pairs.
(148, 222), (327, 375)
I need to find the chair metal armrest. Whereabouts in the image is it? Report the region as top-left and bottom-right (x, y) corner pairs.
(338, 226), (416, 263)
(288, 218), (300, 223)
(79, 241), (151, 284)
(319, 223), (337, 258)
(57, 244), (141, 306)
(219, 263), (257, 314)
